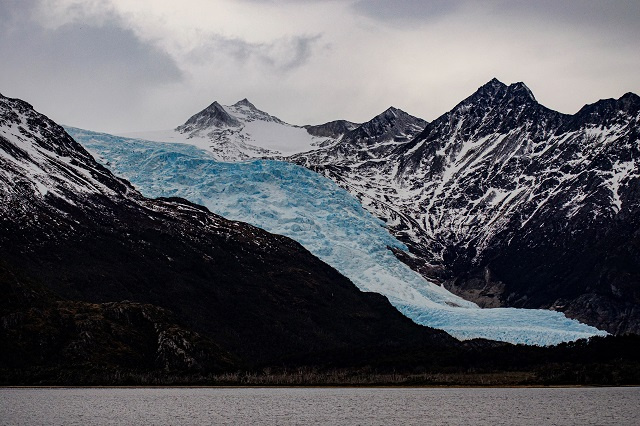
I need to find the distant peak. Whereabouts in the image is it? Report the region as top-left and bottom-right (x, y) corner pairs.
(233, 98), (257, 109)
(463, 78), (540, 108)
(205, 101), (225, 111)
(619, 92), (640, 105)
(382, 106), (399, 117)
(469, 78), (508, 102)
(485, 78), (507, 88)
(177, 100), (241, 132)
(618, 92), (640, 113)
(371, 106), (426, 126)
(508, 82), (536, 102)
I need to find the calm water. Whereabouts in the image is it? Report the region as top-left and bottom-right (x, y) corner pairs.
(1, 387), (639, 425)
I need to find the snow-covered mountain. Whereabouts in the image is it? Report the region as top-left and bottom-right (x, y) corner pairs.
(69, 126), (606, 345)
(119, 98), (428, 163)
(0, 93), (135, 214)
(293, 78), (640, 335)
(121, 98), (346, 161)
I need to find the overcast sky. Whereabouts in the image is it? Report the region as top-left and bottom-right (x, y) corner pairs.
(1, 0), (639, 133)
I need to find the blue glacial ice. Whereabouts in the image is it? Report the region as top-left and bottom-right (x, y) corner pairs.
(67, 127), (607, 345)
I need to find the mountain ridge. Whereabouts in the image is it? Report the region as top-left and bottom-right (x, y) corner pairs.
(291, 79), (640, 334)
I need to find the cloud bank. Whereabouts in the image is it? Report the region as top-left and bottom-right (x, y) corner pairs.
(1, 0), (638, 132)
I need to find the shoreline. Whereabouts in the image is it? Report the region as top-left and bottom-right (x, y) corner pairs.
(3, 384), (639, 389)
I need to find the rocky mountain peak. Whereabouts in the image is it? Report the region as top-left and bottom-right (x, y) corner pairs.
(463, 78), (539, 110)
(419, 78), (561, 144)
(233, 98), (257, 109)
(176, 101), (241, 134)
(507, 82), (537, 103)
(620, 92), (640, 106)
(350, 107), (427, 142)
(618, 92), (640, 117)
(566, 91), (640, 131)
(472, 78), (508, 100)
(381, 106), (399, 117)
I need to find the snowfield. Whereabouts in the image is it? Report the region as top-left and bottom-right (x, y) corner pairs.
(68, 127), (607, 345)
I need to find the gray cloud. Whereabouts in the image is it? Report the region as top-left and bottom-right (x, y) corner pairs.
(187, 34), (322, 72)
(0, 0), (183, 131)
(0, 0), (36, 27)
(0, 2), (181, 84)
(238, 0), (328, 3)
(352, 0), (464, 22)
(1, 0), (638, 133)
(351, 0), (640, 38)
(498, 0), (640, 29)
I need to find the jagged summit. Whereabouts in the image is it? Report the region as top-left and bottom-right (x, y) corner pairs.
(176, 100), (241, 133)
(473, 77), (508, 98)
(487, 77), (503, 85)
(578, 91), (640, 115)
(508, 81), (536, 102)
(402, 78), (562, 144)
(566, 91), (640, 130)
(463, 78), (538, 108)
(351, 107), (427, 141)
(233, 98), (257, 109)
(226, 98), (285, 125)
(621, 92), (640, 103)
(382, 106), (399, 116)
(617, 92), (640, 114)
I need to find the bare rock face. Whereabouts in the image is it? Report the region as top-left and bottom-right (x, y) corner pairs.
(176, 101), (242, 134)
(304, 120), (359, 139)
(292, 79), (640, 335)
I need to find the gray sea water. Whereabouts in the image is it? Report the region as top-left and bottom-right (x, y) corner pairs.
(1, 387), (639, 425)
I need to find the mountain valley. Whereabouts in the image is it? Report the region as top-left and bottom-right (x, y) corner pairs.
(2, 80), (639, 385)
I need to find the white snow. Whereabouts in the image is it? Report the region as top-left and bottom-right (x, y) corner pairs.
(608, 160), (635, 212)
(0, 116), (117, 204)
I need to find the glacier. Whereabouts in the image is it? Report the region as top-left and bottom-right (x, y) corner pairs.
(67, 127), (607, 345)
